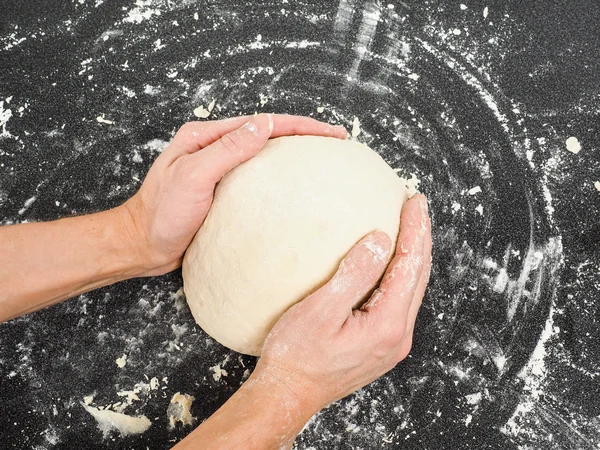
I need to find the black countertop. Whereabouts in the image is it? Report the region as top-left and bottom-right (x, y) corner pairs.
(1, 1), (599, 449)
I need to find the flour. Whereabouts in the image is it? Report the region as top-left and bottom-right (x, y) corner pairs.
(96, 115), (114, 125)
(1, 30), (26, 51)
(115, 354), (127, 368)
(1, 0), (587, 448)
(18, 196), (36, 215)
(501, 304), (556, 437)
(565, 136), (581, 154)
(123, 0), (162, 24)
(0, 100), (13, 138)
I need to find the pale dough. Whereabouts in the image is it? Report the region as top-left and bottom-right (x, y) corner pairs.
(167, 392), (196, 429)
(182, 135), (409, 355)
(83, 405), (151, 437)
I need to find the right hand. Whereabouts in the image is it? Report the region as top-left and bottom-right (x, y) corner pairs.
(254, 194), (432, 414)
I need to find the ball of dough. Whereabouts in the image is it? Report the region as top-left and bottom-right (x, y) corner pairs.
(182, 135), (409, 355)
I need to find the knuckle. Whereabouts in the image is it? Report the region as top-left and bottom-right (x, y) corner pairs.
(219, 132), (243, 156)
(345, 254), (380, 286)
(177, 121), (200, 136)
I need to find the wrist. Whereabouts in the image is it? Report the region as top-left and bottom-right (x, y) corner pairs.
(108, 204), (160, 278)
(176, 366), (319, 450)
(249, 364), (324, 422)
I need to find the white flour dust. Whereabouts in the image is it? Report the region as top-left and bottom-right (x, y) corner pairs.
(2, 0), (591, 448)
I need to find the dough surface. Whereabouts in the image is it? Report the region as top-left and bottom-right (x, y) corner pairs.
(183, 135), (409, 355)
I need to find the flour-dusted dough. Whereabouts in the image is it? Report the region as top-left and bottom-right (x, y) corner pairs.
(182, 136), (409, 355)
(83, 405), (151, 438)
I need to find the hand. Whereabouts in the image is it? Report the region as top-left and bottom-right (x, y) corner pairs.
(254, 194), (432, 415)
(116, 114), (347, 276)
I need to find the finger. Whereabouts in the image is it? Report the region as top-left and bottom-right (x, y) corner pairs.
(163, 116), (252, 162)
(360, 195), (428, 326)
(188, 113), (275, 185)
(305, 231), (392, 321)
(397, 199), (432, 343)
(371, 198), (431, 363)
(267, 114), (347, 140)
(162, 115), (348, 163)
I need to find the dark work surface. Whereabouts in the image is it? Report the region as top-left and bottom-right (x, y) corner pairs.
(1, 1), (599, 449)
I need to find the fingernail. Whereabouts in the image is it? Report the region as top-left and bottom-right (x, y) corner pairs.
(419, 196), (428, 233)
(324, 124), (346, 135)
(241, 118), (260, 136)
(240, 114), (272, 137)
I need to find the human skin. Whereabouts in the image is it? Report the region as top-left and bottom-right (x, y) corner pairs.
(174, 194), (431, 450)
(0, 114), (346, 321)
(0, 114), (432, 448)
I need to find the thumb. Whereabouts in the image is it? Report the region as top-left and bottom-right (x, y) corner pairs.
(190, 113), (274, 185)
(315, 231), (392, 319)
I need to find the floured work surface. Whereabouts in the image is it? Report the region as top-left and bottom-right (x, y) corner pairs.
(0, 1), (599, 449)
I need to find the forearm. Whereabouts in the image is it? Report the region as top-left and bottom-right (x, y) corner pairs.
(174, 371), (317, 450)
(0, 207), (144, 322)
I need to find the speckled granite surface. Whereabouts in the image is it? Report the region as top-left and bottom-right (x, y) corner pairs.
(1, 1), (599, 448)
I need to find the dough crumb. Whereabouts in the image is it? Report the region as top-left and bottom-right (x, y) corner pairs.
(565, 136), (581, 154)
(404, 173), (421, 197)
(83, 395), (94, 405)
(193, 106), (209, 118)
(259, 94), (269, 107)
(351, 116), (361, 138)
(116, 389), (140, 403)
(170, 288), (187, 312)
(193, 99), (216, 119)
(96, 115), (114, 125)
(475, 204), (484, 215)
(317, 106), (325, 113)
(167, 392), (196, 429)
(594, 181), (600, 191)
(150, 377), (160, 390)
(18, 196), (36, 215)
(210, 364), (228, 381)
(83, 404), (151, 438)
(170, 288), (185, 300)
(465, 392), (482, 405)
(115, 354), (127, 368)
(467, 186), (482, 195)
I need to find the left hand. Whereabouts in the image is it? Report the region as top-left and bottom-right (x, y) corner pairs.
(116, 114), (347, 276)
